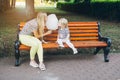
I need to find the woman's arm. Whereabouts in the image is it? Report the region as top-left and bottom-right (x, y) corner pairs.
(43, 30), (52, 37)
(33, 30), (41, 38)
(33, 30), (52, 38)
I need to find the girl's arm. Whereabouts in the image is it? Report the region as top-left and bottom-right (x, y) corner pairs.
(65, 34), (70, 39)
(65, 28), (70, 39)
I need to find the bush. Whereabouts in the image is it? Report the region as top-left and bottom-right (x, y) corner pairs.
(57, 2), (120, 21)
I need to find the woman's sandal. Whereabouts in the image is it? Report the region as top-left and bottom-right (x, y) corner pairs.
(39, 63), (46, 71)
(30, 61), (39, 68)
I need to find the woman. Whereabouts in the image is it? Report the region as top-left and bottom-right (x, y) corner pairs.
(19, 12), (53, 70)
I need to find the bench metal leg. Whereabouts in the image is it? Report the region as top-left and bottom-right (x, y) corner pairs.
(94, 47), (110, 62)
(14, 40), (20, 66)
(94, 47), (102, 55)
(103, 47), (110, 62)
(99, 37), (111, 62)
(103, 37), (111, 62)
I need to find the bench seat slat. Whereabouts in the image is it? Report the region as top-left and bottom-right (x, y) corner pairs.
(19, 41), (107, 50)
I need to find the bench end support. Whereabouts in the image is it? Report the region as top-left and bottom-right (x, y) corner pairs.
(14, 40), (21, 66)
(103, 37), (111, 62)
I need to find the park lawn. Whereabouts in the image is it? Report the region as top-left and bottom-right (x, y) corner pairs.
(0, 7), (120, 57)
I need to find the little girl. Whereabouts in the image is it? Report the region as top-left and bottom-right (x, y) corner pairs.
(57, 18), (78, 54)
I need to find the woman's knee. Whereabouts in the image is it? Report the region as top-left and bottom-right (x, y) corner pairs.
(31, 42), (39, 48)
(31, 37), (42, 48)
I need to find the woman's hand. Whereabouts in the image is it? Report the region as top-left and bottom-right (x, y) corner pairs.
(33, 30), (43, 39)
(43, 30), (52, 37)
(42, 39), (48, 44)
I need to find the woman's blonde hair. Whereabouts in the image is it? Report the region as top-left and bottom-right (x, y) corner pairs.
(36, 12), (47, 38)
(59, 18), (68, 27)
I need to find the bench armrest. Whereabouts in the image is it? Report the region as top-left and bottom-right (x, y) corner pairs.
(14, 24), (21, 49)
(14, 40), (21, 49)
(99, 32), (111, 47)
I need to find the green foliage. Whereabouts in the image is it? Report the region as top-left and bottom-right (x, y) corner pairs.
(91, 2), (120, 20)
(57, 2), (120, 21)
(91, 0), (120, 2)
(65, 0), (71, 2)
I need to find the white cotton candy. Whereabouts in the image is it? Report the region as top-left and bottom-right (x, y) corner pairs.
(46, 14), (58, 30)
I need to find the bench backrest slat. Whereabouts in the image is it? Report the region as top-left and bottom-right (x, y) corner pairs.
(47, 33), (98, 37)
(44, 37), (98, 41)
(18, 22), (99, 42)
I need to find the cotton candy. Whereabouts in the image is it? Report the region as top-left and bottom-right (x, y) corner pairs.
(46, 14), (58, 30)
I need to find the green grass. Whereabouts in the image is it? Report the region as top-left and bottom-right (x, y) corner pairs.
(100, 21), (120, 52)
(0, 7), (120, 57)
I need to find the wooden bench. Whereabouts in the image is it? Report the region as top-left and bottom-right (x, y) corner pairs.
(14, 21), (111, 66)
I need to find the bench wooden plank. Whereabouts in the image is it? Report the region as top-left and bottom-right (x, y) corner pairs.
(69, 21), (98, 24)
(69, 27), (98, 30)
(70, 33), (98, 37)
(70, 30), (98, 33)
(44, 37), (98, 41)
(45, 33), (98, 37)
(19, 41), (107, 50)
(68, 23), (98, 27)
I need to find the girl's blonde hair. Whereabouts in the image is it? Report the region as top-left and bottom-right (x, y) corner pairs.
(36, 12), (47, 37)
(59, 18), (68, 27)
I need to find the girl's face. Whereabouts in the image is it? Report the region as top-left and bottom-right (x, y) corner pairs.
(58, 22), (65, 29)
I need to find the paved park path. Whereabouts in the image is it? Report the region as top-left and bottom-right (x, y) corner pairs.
(0, 53), (120, 80)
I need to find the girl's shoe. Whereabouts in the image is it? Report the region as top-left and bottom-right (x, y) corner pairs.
(30, 61), (39, 68)
(58, 46), (64, 49)
(73, 49), (78, 54)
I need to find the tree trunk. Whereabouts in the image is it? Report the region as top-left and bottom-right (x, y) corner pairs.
(26, 0), (35, 19)
(11, 0), (16, 8)
(0, 0), (10, 12)
(0, 0), (3, 12)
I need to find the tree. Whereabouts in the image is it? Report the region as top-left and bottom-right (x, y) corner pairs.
(11, 0), (16, 8)
(26, 0), (35, 18)
(0, 0), (10, 12)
